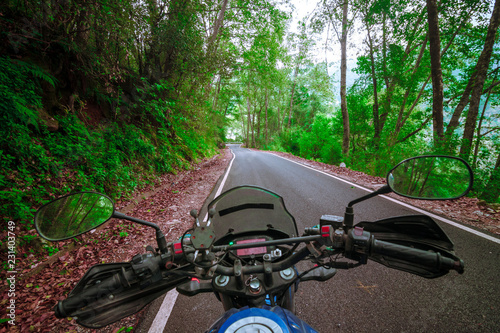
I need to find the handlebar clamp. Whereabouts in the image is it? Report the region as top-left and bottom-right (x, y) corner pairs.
(345, 227), (371, 264)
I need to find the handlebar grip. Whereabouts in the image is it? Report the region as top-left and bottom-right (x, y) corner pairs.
(370, 239), (464, 274)
(54, 270), (132, 318)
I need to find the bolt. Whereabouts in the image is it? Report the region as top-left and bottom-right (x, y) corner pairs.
(215, 275), (229, 287)
(248, 278), (261, 294)
(280, 268), (294, 280)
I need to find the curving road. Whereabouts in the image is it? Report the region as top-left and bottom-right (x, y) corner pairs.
(137, 144), (500, 333)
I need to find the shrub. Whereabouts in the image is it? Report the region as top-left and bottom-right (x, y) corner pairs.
(298, 114), (342, 165)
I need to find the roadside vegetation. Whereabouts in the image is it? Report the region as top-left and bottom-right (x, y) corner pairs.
(224, 0), (500, 205)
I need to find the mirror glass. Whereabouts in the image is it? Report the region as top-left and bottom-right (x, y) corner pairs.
(35, 192), (114, 241)
(387, 156), (473, 200)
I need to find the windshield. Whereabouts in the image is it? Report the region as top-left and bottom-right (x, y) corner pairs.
(207, 186), (298, 240)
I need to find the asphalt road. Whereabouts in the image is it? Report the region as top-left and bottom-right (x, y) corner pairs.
(137, 144), (500, 332)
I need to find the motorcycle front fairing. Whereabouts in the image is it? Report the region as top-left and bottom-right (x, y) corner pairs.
(208, 186), (299, 246)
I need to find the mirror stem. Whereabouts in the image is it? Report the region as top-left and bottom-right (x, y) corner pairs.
(344, 185), (392, 230)
(156, 229), (168, 254)
(113, 212), (168, 253)
(113, 211), (160, 230)
(344, 206), (354, 230)
(347, 185), (392, 207)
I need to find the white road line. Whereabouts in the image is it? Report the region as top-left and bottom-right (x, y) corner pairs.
(268, 152), (500, 245)
(148, 290), (179, 333)
(215, 149), (237, 198)
(148, 149), (237, 333)
(203, 148), (236, 222)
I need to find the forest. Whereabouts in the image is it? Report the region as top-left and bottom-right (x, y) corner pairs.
(1, 0), (499, 235)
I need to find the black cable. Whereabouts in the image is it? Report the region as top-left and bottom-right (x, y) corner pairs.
(227, 249), (248, 266)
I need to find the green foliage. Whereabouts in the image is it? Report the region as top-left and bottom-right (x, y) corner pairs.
(0, 56), (217, 231)
(0, 57), (44, 129)
(298, 114), (342, 164)
(1, 103), (214, 229)
(0, 57), (57, 225)
(43, 244), (59, 256)
(278, 128), (302, 155)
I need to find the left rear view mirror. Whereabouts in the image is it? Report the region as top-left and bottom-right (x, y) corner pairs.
(35, 192), (114, 241)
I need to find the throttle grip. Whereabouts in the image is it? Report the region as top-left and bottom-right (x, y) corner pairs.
(370, 239), (464, 274)
(54, 269), (132, 318)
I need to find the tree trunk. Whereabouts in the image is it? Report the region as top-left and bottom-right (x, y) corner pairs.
(382, 12), (389, 88)
(213, 75), (222, 110)
(340, 0), (350, 157)
(366, 28), (380, 144)
(472, 90), (491, 168)
(288, 65), (299, 128)
(443, 23), (479, 139)
(460, 0), (500, 158)
(426, 0), (444, 145)
(279, 89), (286, 131)
(241, 111), (246, 143)
(251, 105), (256, 148)
(379, 9), (426, 137)
(256, 99), (262, 148)
(389, 35), (429, 146)
(207, 0), (229, 50)
(446, 0), (500, 153)
(265, 88), (269, 146)
(445, 77), (474, 139)
(246, 92), (251, 148)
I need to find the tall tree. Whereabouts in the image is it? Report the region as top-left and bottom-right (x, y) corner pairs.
(339, 0), (350, 157)
(365, 23), (381, 143)
(286, 23), (311, 129)
(427, 0), (444, 145)
(288, 63), (299, 128)
(314, 0), (357, 156)
(459, 0), (500, 158)
(444, 0), (500, 146)
(207, 0), (229, 52)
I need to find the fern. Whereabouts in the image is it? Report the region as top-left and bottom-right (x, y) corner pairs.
(10, 58), (58, 87)
(0, 57), (43, 130)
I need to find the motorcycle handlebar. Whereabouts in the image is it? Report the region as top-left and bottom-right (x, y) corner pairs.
(54, 227), (464, 318)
